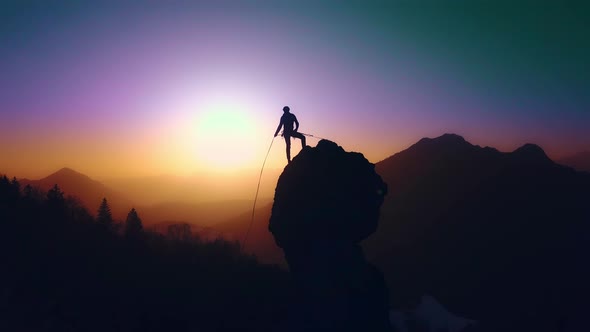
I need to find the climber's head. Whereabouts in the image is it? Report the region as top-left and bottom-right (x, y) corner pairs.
(282, 106), (290, 113)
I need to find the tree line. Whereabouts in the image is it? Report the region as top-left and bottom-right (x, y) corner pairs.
(0, 174), (290, 332)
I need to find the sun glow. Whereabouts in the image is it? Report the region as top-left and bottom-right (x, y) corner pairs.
(192, 104), (259, 170)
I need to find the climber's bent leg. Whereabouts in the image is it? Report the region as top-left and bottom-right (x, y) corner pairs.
(291, 131), (306, 149)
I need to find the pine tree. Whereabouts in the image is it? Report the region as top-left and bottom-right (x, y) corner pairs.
(97, 198), (113, 227)
(46, 184), (66, 218)
(0, 176), (21, 202)
(23, 184), (33, 198)
(47, 184), (64, 202)
(124, 208), (143, 238)
(0, 175), (11, 208)
(23, 184), (43, 202)
(167, 223), (192, 242)
(10, 177), (20, 196)
(0, 175), (9, 187)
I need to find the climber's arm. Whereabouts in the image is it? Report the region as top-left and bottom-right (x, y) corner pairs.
(274, 119), (283, 137)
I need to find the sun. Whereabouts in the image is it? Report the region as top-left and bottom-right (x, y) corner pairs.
(192, 105), (259, 170)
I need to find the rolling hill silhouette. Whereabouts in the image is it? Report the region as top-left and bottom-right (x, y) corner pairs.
(364, 133), (590, 331)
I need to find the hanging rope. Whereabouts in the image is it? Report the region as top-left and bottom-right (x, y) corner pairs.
(241, 136), (275, 250)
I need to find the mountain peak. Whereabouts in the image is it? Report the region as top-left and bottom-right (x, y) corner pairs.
(19, 167), (133, 218)
(55, 167), (81, 175)
(418, 133), (466, 142)
(437, 133), (467, 143)
(415, 133), (470, 148)
(47, 167), (92, 181)
(512, 143), (551, 163)
(407, 133), (475, 158)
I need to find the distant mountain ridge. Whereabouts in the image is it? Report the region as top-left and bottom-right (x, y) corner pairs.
(377, 133), (551, 168)
(366, 133), (590, 331)
(18, 168), (258, 226)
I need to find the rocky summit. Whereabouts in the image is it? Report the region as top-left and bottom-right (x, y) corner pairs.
(269, 140), (391, 331)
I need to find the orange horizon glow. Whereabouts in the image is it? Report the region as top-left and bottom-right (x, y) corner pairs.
(1, 121), (575, 181)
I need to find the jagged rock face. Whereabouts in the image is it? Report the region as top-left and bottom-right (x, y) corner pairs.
(269, 140), (387, 249)
(269, 140), (390, 331)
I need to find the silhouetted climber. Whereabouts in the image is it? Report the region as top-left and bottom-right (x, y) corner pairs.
(274, 106), (306, 163)
(269, 140), (391, 331)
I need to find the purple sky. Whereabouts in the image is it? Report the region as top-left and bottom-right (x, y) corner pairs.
(1, 1), (589, 177)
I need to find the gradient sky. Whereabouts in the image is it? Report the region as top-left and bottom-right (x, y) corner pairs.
(1, 1), (589, 178)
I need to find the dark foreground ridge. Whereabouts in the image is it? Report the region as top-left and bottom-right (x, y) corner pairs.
(269, 140), (391, 331)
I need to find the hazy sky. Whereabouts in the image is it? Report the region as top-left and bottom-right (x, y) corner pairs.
(1, 1), (589, 178)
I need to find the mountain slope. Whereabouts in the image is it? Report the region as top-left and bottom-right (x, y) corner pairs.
(364, 133), (590, 330)
(558, 151), (590, 172)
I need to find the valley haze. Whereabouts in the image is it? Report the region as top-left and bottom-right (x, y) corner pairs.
(6, 133), (587, 255)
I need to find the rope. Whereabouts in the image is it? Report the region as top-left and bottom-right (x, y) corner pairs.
(240, 131), (326, 251)
(299, 132), (328, 140)
(279, 130), (328, 141)
(241, 136), (275, 250)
